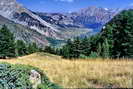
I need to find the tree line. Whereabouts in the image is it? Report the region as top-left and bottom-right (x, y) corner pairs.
(0, 25), (40, 59)
(44, 35), (110, 59)
(0, 9), (133, 59)
(45, 10), (133, 59)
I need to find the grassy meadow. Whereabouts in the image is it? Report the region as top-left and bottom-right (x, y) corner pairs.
(0, 52), (133, 88)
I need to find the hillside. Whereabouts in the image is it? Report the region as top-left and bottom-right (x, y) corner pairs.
(35, 7), (119, 33)
(0, 53), (133, 88)
(0, 0), (120, 47)
(0, 15), (49, 47)
(0, 0), (90, 46)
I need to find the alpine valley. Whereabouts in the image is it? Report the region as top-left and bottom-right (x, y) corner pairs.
(0, 0), (120, 47)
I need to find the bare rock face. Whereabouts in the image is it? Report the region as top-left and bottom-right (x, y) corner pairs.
(0, 0), (62, 40)
(70, 6), (120, 31)
(29, 70), (41, 89)
(0, 0), (65, 47)
(0, 0), (120, 47)
(35, 7), (120, 33)
(36, 12), (82, 28)
(0, 0), (19, 18)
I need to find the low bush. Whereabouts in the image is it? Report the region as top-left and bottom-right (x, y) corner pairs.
(0, 63), (60, 89)
(88, 52), (99, 59)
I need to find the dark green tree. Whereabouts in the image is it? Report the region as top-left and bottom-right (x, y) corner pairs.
(62, 39), (73, 59)
(0, 25), (16, 58)
(89, 34), (100, 53)
(15, 40), (28, 56)
(100, 10), (133, 58)
(102, 39), (110, 58)
(55, 48), (61, 55)
(27, 42), (39, 54)
(44, 46), (55, 54)
(97, 43), (102, 57)
(71, 37), (82, 58)
(80, 37), (91, 56)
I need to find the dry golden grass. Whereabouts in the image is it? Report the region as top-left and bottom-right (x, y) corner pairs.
(0, 52), (133, 88)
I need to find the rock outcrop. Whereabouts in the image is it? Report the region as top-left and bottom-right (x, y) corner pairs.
(30, 70), (41, 89)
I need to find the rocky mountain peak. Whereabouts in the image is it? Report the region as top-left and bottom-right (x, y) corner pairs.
(0, 0), (19, 18)
(0, 0), (120, 47)
(0, 0), (63, 40)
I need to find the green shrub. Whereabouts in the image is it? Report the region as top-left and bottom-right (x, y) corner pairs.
(88, 52), (99, 59)
(37, 84), (50, 89)
(0, 63), (60, 89)
(79, 54), (89, 59)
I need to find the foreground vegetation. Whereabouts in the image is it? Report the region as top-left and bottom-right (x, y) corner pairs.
(0, 53), (133, 88)
(0, 62), (60, 89)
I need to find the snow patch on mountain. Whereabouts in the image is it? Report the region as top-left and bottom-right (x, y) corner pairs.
(104, 8), (109, 11)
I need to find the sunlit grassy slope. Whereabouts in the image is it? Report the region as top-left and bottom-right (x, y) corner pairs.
(0, 52), (133, 88)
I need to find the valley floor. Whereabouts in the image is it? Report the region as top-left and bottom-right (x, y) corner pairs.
(0, 53), (133, 88)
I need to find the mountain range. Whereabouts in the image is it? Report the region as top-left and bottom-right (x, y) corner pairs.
(0, 0), (120, 47)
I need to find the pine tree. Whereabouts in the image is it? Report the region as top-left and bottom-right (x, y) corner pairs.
(128, 36), (133, 58)
(62, 39), (73, 59)
(62, 46), (70, 58)
(102, 39), (110, 58)
(89, 34), (100, 53)
(15, 40), (28, 56)
(27, 42), (39, 54)
(44, 46), (55, 54)
(55, 48), (61, 55)
(80, 37), (91, 56)
(100, 10), (133, 58)
(72, 37), (82, 58)
(97, 43), (102, 57)
(0, 25), (16, 58)
(28, 43), (38, 54)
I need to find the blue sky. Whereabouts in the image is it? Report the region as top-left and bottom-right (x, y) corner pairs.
(17, 0), (133, 13)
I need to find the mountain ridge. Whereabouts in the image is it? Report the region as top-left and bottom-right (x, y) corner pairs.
(0, 0), (120, 47)
(0, 0), (63, 40)
(35, 6), (120, 33)
(0, 14), (49, 47)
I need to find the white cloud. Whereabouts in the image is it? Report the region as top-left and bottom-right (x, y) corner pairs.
(55, 0), (74, 3)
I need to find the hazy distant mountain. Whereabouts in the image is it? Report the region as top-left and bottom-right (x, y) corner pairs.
(34, 12), (82, 28)
(0, 0), (120, 47)
(35, 6), (120, 33)
(70, 6), (120, 32)
(0, 0), (92, 46)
